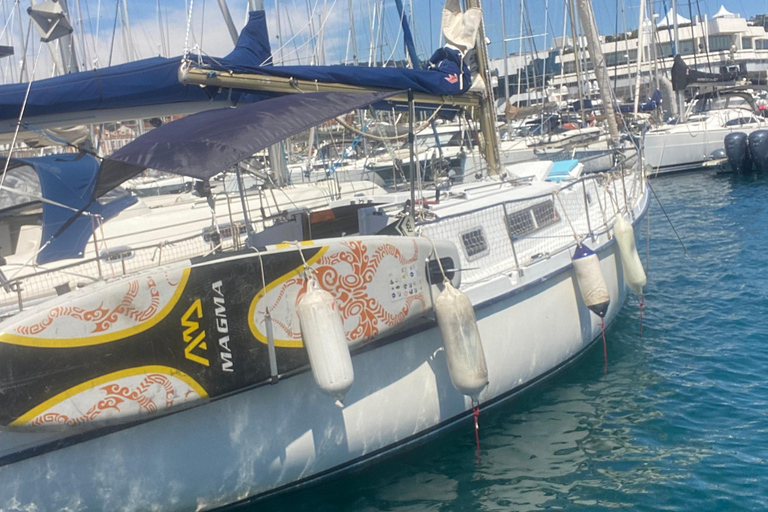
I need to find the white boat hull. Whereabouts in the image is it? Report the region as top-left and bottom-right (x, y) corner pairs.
(0, 191), (648, 510)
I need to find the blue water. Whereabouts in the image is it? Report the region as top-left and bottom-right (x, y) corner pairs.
(241, 170), (768, 511)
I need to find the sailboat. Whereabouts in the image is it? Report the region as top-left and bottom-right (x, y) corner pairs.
(0, 1), (649, 510)
(643, 55), (765, 173)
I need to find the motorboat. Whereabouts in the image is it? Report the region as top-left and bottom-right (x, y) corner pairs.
(644, 89), (768, 173)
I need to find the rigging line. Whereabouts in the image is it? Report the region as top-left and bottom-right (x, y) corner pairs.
(267, 0), (331, 67)
(382, 2), (405, 67)
(199, 0), (205, 53)
(182, 0), (195, 62)
(107, 0), (120, 66)
(646, 179), (686, 254)
(686, 0), (697, 68)
(334, 107), (444, 142)
(0, 0), (16, 43)
(693, 0), (712, 73)
(0, 44), (43, 198)
(613, 0), (620, 92)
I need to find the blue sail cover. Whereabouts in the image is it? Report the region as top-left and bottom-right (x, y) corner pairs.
(0, 10), (274, 126)
(202, 46), (472, 96)
(5, 153), (137, 264)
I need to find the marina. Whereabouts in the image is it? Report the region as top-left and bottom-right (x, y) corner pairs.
(0, 0), (764, 510)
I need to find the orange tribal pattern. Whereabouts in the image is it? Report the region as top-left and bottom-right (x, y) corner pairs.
(261, 240), (426, 343)
(28, 374), (180, 427)
(14, 275), (163, 336)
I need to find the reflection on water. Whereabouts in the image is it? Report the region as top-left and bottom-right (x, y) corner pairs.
(242, 170), (768, 512)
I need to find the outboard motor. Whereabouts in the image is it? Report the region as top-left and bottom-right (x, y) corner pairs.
(724, 132), (751, 174)
(748, 130), (768, 173)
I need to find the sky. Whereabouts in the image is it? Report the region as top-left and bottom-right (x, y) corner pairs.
(0, 0), (766, 83)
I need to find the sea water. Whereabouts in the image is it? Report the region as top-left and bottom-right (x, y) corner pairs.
(241, 169), (768, 511)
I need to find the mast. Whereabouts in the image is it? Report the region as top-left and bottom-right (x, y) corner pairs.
(568, 0), (586, 124)
(672, 0), (685, 121)
(217, 0), (239, 45)
(575, 0), (620, 143)
(394, 0), (420, 68)
(348, 0), (358, 65)
(500, 0), (509, 106)
(633, 0), (646, 113)
(466, 0), (501, 175)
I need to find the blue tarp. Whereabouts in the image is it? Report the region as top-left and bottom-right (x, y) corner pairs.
(5, 154), (137, 264)
(99, 90), (399, 193)
(0, 11), (274, 125)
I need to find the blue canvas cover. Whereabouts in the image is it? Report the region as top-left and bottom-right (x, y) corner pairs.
(0, 10), (274, 125)
(0, 154), (137, 264)
(201, 46), (472, 97)
(99, 90), (399, 194)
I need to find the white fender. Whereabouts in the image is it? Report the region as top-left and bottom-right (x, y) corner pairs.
(297, 277), (354, 405)
(434, 282), (488, 402)
(614, 214), (646, 295)
(572, 244), (610, 318)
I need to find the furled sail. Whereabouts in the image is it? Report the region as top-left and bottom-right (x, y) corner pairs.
(671, 55), (741, 91)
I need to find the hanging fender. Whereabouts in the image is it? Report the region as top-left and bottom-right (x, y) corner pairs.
(614, 214), (646, 296)
(572, 244), (610, 318)
(297, 276), (354, 406)
(434, 281), (488, 403)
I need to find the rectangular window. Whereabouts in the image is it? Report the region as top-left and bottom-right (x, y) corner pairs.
(743, 37), (753, 49)
(506, 200), (559, 239)
(460, 227), (490, 260)
(709, 35), (731, 51)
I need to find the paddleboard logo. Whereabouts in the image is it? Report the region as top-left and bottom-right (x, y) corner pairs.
(212, 281), (234, 373)
(181, 299), (210, 366)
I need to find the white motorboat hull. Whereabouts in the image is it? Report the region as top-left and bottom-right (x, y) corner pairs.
(0, 189), (649, 511)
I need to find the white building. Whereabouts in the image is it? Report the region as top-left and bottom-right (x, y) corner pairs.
(490, 5), (768, 107)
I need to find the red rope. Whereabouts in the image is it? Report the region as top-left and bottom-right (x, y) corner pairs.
(601, 318), (607, 374)
(473, 405), (481, 462)
(638, 294), (646, 337)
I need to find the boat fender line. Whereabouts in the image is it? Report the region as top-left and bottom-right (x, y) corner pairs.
(748, 130), (768, 173)
(572, 243), (611, 371)
(295, 252), (354, 407)
(724, 132), (751, 174)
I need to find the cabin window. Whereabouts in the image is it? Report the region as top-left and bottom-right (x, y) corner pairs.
(506, 200), (559, 239)
(725, 117), (757, 127)
(743, 38), (752, 50)
(709, 35), (731, 52)
(460, 227), (490, 260)
(100, 246), (135, 262)
(0, 165), (40, 212)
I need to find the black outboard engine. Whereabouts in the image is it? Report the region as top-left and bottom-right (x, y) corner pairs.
(748, 130), (768, 173)
(724, 132), (751, 174)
